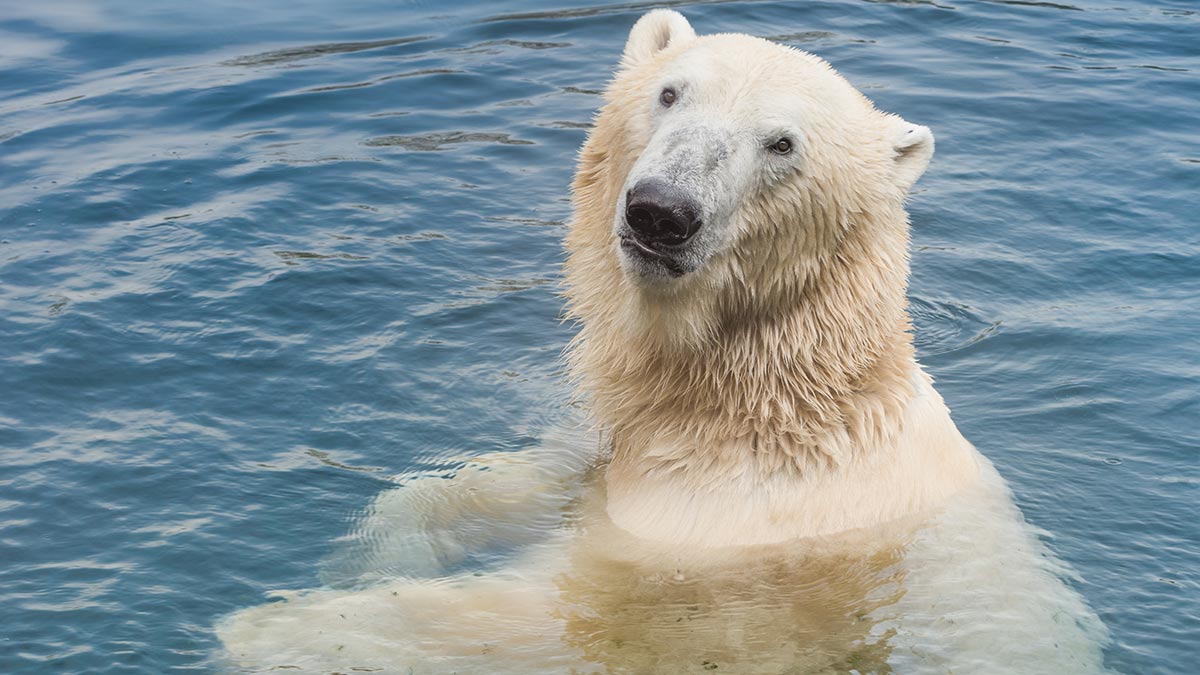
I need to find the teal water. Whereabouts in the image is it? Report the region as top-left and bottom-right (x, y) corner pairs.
(1, 1), (1196, 672)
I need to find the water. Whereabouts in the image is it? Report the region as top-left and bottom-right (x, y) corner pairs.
(0, 0), (1195, 672)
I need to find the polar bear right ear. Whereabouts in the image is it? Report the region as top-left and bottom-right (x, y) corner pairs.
(889, 116), (935, 192)
(620, 10), (697, 70)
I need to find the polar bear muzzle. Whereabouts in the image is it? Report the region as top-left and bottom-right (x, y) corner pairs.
(621, 178), (703, 275)
(615, 121), (741, 282)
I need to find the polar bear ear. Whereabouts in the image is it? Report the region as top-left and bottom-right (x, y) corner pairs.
(620, 10), (697, 70)
(889, 117), (935, 192)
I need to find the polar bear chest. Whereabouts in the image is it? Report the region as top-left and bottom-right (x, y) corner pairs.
(602, 368), (982, 547)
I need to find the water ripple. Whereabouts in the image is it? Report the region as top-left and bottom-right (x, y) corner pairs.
(222, 36), (432, 67)
(363, 131), (536, 150)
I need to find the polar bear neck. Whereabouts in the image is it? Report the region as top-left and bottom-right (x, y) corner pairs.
(566, 205), (917, 480)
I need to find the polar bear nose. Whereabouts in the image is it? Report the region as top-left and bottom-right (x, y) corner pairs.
(625, 179), (701, 246)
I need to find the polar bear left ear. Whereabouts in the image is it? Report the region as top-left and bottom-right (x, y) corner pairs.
(620, 10), (697, 71)
(889, 117), (935, 192)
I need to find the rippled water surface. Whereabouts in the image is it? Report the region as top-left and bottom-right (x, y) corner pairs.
(1, 1), (1196, 672)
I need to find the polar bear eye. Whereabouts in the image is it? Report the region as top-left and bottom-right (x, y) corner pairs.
(659, 87), (677, 107)
(769, 138), (793, 155)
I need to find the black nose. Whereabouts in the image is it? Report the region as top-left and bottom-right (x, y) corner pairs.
(624, 179), (701, 246)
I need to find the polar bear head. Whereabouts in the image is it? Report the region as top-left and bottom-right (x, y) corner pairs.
(567, 10), (932, 332)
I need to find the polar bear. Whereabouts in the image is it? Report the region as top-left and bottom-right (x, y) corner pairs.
(218, 11), (1109, 674)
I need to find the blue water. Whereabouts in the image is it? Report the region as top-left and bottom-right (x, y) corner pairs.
(1, 0), (1196, 672)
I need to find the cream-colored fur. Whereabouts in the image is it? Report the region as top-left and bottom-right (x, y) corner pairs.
(217, 11), (1108, 673)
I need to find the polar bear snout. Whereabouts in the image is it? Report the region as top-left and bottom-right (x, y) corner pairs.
(624, 179), (702, 246)
(617, 177), (707, 279)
